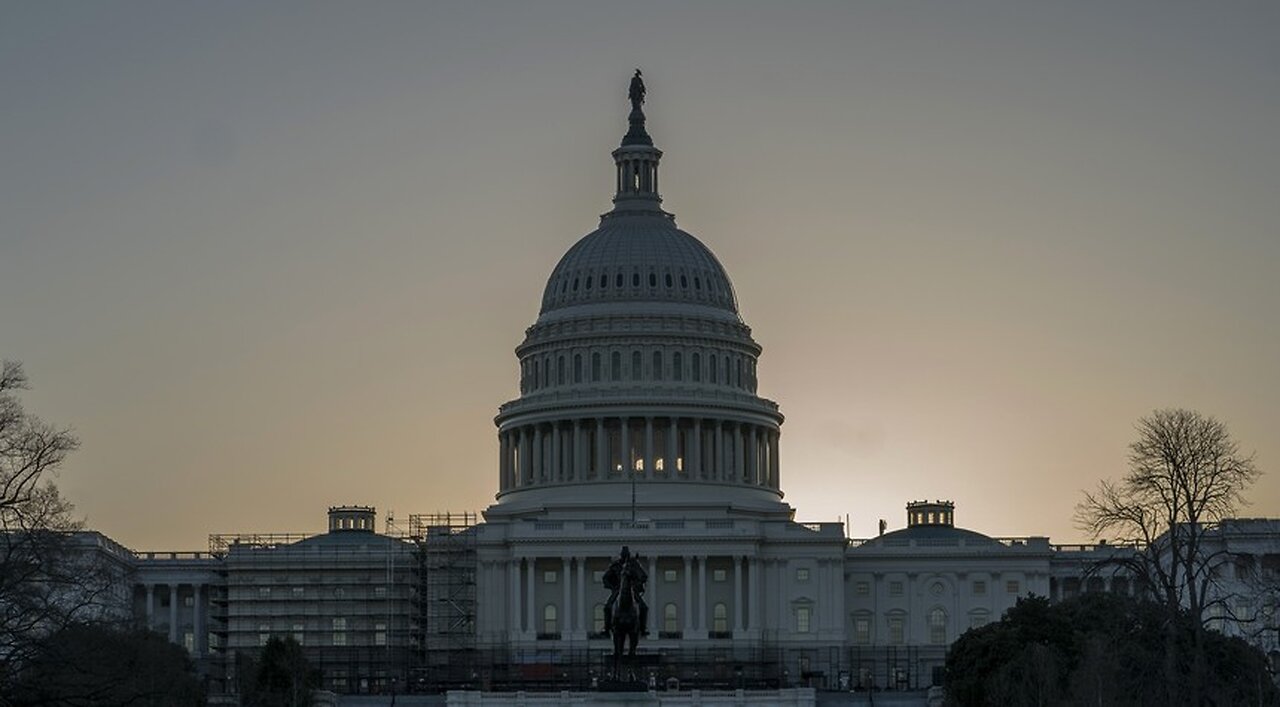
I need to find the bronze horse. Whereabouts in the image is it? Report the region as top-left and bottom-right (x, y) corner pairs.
(610, 565), (642, 679)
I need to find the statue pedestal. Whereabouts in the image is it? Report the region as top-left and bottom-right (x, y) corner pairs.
(597, 679), (648, 692)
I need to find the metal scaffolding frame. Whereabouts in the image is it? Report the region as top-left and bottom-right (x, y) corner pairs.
(410, 512), (479, 691)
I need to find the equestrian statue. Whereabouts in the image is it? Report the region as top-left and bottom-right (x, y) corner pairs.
(602, 546), (648, 678)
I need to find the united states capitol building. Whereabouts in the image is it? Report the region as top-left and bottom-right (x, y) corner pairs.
(80, 80), (1280, 699)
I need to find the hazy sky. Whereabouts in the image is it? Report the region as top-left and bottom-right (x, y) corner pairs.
(2, 1), (1278, 550)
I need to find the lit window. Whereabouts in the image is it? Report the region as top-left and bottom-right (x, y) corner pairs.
(664, 569), (678, 582)
(664, 603), (679, 632)
(375, 622), (387, 646)
(1006, 580), (1020, 594)
(542, 604), (557, 634)
(854, 617), (871, 644)
(972, 580), (986, 595)
(855, 581), (870, 596)
(374, 586), (387, 598)
(544, 570), (557, 584)
(293, 623), (305, 644)
(334, 587), (345, 599)
(332, 617), (347, 646)
(592, 570), (604, 583)
(929, 608), (947, 644)
(712, 603), (728, 632)
(889, 581), (904, 597)
(183, 631), (194, 652)
(713, 569), (727, 582)
(258, 623), (270, 646)
(184, 596), (194, 607)
(593, 604), (605, 633)
(292, 587), (304, 599)
(796, 606), (812, 633)
(796, 568), (810, 582)
(888, 616), (904, 645)
(258, 587), (271, 599)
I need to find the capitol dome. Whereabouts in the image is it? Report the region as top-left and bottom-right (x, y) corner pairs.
(490, 74), (788, 519)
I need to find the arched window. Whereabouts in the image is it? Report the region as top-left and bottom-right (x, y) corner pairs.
(543, 357), (550, 388)
(573, 354), (583, 383)
(694, 276), (702, 291)
(631, 351), (642, 381)
(557, 356), (565, 385)
(796, 605), (812, 633)
(709, 355), (717, 384)
(680, 275), (688, 288)
(593, 603), (606, 633)
(673, 352), (683, 381)
(572, 277), (579, 291)
(591, 352), (601, 382)
(585, 274), (592, 290)
(664, 603), (679, 633)
(616, 272), (623, 288)
(664, 273), (673, 288)
(531, 360), (539, 389)
(600, 274), (608, 289)
(652, 351), (663, 381)
(736, 358), (743, 388)
(611, 351), (622, 382)
(712, 603), (728, 633)
(968, 609), (989, 631)
(929, 607), (947, 644)
(632, 272), (640, 287)
(691, 353), (701, 382)
(544, 604), (558, 635)
(723, 356), (731, 385)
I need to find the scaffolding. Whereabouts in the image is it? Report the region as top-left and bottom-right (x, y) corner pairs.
(410, 512), (479, 691)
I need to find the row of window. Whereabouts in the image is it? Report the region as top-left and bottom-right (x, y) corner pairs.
(520, 348), (758, 393)
(545, 265), (733, 308)
(258, 618), (388, 647)
(851, 579), (1021, 597)
(247, 585), (392, 600)
(850, 608), (990, 646)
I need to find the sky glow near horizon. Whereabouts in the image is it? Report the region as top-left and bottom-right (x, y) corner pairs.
(1, 1), (1278, 549)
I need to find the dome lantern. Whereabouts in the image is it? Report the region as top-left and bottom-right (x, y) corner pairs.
(611, 69), (664, 213)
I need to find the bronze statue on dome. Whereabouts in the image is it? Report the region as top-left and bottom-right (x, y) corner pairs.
(628, 69), (646, 112)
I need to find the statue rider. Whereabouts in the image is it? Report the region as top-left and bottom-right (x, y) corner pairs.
(603, 545), (648, 636)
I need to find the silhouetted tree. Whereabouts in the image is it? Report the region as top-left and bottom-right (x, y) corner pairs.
(944, 593), (1279, 706)
(0, 361), (118, 699)
(1076, 408), (1262, 702)
(241, 637), (317, 707)
(8, 623), (204, 706)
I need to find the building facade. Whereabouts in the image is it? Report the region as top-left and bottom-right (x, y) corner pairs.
(87, 82), (1280, 696)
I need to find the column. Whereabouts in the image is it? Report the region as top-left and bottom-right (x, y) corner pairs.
(747, 557), (758, 632)
(777, 559), (789, 634)
(168, 584), (179, 643)
(714, 422), (724, 480)
(733, 558), (743, 633)
(683, 556), (694, 635)
(667, 418), (679, 478)
(526, 558), (536, 638)
(499, 432), (509, 490)
(551, 424), (562, 482)
(510, 559), (522, 637)
(643, 418), (655, 480)
(577, 558), (587, 637)
(519, 428), (531, 485)
(562, 557), (571, 638)
(596, 418), (606, 478)
(692, 419), (703, 479)
(620, 417), (631, 474)
(572, 421), (583, 482)
(697, 556), (708, 632)
(734, 425), (745, 483)
(145, 584), (155, 629)
(532, 426), (543, 483)
(192, 584), (203, 657)
(769, 431), (781, 488)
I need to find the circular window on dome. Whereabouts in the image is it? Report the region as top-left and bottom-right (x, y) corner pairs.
(573, 278), (579, 291)
(585, 276), (592, 290)
(664, 273), (673, 288)
(649, 273), (657, 288)
(694, 277), (701, 290)
(632, 272), (640, 287)
(616, 273), (623, 288)
(600, 274), (608, 289)
(680, 275), (688, 288)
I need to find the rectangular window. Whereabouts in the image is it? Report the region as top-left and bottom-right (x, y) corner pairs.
(258, 587), (271, 599)
(888, 617), (905, 645)
(258, 623), (270, 646)
(374, 622), (387, 646)
(796, 568), (810, 582)
(854, 618), (870, 644)
(796, 606), (812, 633)
(664, 569), (678, 582)
(184, 596), (194, 607)
(713, 568), (727, 582)
(374, 586), (387, 598)
(292, 587), (305, 599)
(183, 631), (194, 653)
(889, 581), (904, 597)
(855, 581), (870, 596)
(653, 351), (663, 380)
(972, 580), (986, 595)
(1006, 580), (1020, 594)
(293, 623), (305, 644)
(970, 613), (988, 630)
(592, 570), (605, 583)
(544, 570), (558, 584)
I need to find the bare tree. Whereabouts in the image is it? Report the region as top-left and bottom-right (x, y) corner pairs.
(0, 361), (124, 700)
(1076, 408), (1262, 704)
